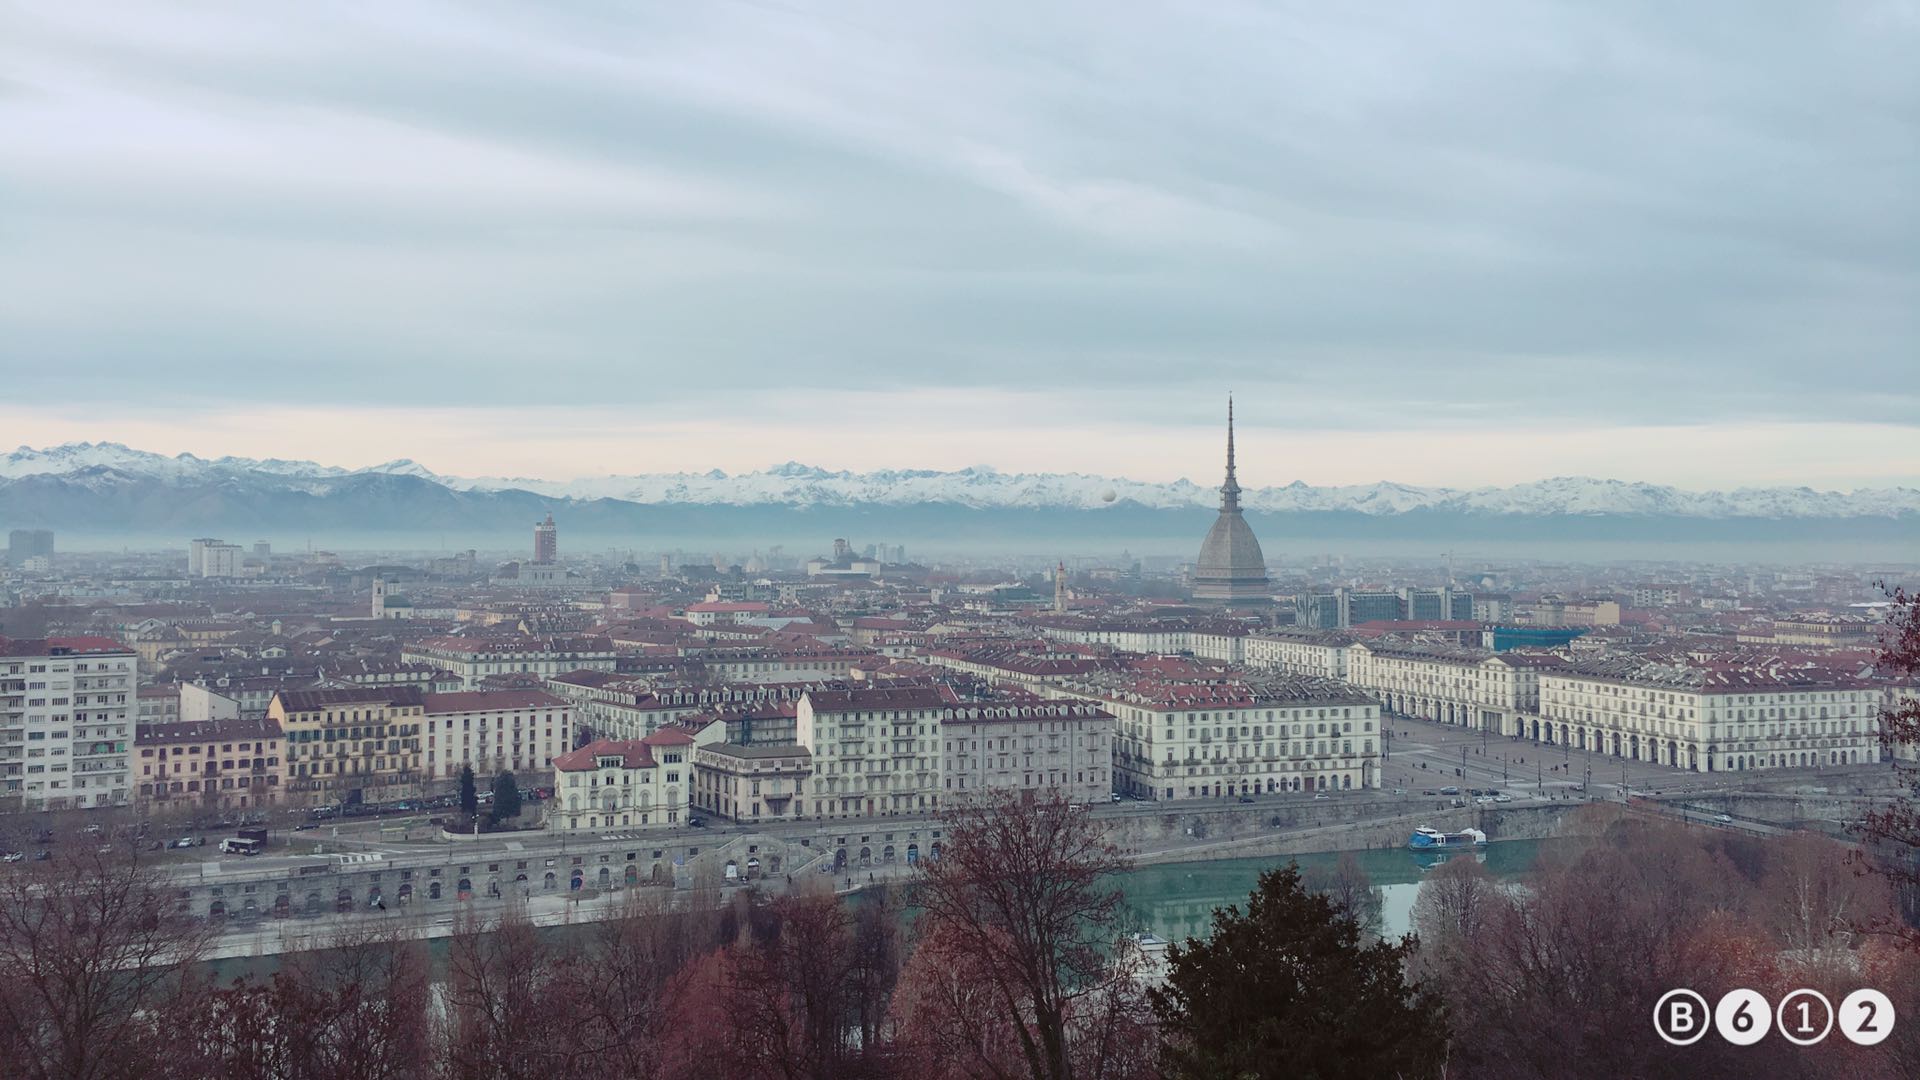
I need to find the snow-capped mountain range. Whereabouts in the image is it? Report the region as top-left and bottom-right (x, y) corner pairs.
(4, 441), (1917, 519)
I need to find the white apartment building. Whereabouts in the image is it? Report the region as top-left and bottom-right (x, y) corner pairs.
(0, 636), (137, 811)
(692, 743), (814, 823)
(939, 698), (1115, 805)
(200, 543), (243, 579)
(796, 684), (958, 818)
(1244, 629), (1354, 680)
(422, 690), (573, 784)
(1535, 660), (1880, 773)
(403, 636), (619, 687)
(1055, 666), (1381, 800)
(1343, 641), (1565, 735)
(688, 645), (868, 683)
(549, 729), (698, 832)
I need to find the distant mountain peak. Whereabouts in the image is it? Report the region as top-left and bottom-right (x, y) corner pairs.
(1, 443), (1916, 521)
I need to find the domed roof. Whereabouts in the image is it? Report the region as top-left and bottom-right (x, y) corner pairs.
(1196, 512), (1267, 580)
(1192, 396), (1270, 604)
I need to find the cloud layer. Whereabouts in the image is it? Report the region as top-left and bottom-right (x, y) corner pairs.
(2, 1), (1915, 484)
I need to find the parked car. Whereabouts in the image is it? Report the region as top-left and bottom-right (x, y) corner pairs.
(1237, 795), (1256, 804)
(1421, 790), (1436, 796)
(1495, 794), (1513, 803)
(33, 850), (52, 861)
(1110, 793), (1123, 802)
(0, 851), (23, 863)
(293, 823), (318, 831)
(686, 816), (707, 828)
(1440, 786), (1461, 795)
(1392, 788), (1407, 795)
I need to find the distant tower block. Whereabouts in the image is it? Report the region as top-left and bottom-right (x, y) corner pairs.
(1191, 395), (1271, 605)
(1054, 561), (1069, 614)
(533, 512), (558, 564)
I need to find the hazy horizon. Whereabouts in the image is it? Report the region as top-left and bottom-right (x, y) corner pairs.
(3, 3), (1915, 489)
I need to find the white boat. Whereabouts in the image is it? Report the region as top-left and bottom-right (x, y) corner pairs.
(1407, 826), (1488, 851)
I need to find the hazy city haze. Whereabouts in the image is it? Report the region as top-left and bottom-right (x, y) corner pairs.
(2, 2), (1916, 487)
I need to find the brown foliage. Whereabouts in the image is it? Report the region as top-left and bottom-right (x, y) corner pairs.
(1423, 807), (1919, 1079)
(1859, 586), (1920, 936)
(0, 846), (213, 1080)
(902, 790), (1150, 1080)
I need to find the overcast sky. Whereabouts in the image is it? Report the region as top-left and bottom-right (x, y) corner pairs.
(2, 1), (1916, 489)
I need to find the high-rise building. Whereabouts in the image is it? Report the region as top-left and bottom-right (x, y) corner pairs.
(1191, 396), (1270, 605)
(0, 636), (137, 811)
(187, 537), (220, 575)
(199, 542), (242, 578)
(7, 529), (53, 567)
(1295, 586), (1474, 628)
(533, 513), (558, 564)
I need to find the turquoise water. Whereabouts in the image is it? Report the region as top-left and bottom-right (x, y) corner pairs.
(202, 840), (1548, 983)
(1117, 839), (1547, 942)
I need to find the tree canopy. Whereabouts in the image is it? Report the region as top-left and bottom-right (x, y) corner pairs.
(1150, 863), (1449, 1080)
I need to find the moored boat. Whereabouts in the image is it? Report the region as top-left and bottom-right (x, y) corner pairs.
(1407, 826), (1488, 851)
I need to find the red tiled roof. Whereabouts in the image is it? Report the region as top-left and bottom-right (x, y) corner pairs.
(423, 690), (567, 714)
(273, 686), (424, 712)
(1, 635), (133, 657)
(553, 738), (656, 771)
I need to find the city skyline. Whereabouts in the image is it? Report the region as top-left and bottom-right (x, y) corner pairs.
(4, 3), (1916, 489)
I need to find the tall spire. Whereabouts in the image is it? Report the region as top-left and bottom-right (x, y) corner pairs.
(1220, 394), (1242, 512)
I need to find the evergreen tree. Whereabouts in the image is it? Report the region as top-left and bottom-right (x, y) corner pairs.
(490, 771), (522, 823)
(458, 765), (478, 818)
(1150, 864), (1449, 1080)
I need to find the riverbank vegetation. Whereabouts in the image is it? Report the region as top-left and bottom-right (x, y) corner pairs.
(6, 789), (1920, 1077)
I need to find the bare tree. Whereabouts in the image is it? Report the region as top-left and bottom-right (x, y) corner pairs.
(1302, 851), (1383, 936)
(561, 890), (696, 1078)
(1759, 831), (1895, 970)
(441, 909), (572, 1080)
(0, 846), (214, 1080)
(275, 920), (435, 1080)
(1409, 853), (1498, 979)
(717, 894), (873, 1080)
(904, 790), (1142, 1080)
(1859, 587), (1920, 936)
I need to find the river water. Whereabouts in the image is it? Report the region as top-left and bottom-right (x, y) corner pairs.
(1117, 838), (1547, 942)
(203, 839), (1547, 983)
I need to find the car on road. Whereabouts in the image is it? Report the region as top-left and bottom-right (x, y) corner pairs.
(171, 836), (204, 849)
(1313, 793), (1329, 801)
(1392, 788), (1407, 795)
(687, 816), (707, 828)
(1237, 795), (1256, 804)
(1715, 813), (1733, 824)
(293, 823), (318, 831)
(1421, 790), (1436, 796)
(1110, 793), (1123, 802)
(1440, 786), (1460, 795)
(1495, 794), (1513, 803)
